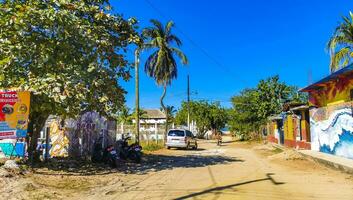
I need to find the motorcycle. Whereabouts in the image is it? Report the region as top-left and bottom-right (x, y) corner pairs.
(115, 136), (142, 163)
(102, 145), (119, 168)
(92, 136), (119, 168)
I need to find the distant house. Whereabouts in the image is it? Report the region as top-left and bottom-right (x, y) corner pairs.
(300, 64), (353, 159)
(132, 109), (167, 132)
(281, 103), (311, 149)
(266, 102), (311, 149)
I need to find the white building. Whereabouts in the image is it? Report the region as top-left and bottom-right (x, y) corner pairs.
(132, 109), (167, 132)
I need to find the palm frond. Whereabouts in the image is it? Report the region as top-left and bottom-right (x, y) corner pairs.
(171, 47), (188, 65)
(327, 11), (353, 71)
(167, 34), (182, 46)
(150, 19), (165, 37)
(165, 20), (174, 36)
(331, 47), (351, 71)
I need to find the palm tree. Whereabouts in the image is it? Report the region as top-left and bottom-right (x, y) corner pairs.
(327, 11), (353, 72)
(143, 19), (188, 138)
(164, 105), (177, 124)
(117, 105), (131, 134)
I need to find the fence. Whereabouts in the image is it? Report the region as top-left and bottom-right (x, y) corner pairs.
(116, 124), (187, 143)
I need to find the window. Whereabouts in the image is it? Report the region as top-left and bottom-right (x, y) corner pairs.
(168, 130), (185, 137)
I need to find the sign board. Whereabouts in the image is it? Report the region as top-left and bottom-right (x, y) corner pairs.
(0, 91), (30, 139)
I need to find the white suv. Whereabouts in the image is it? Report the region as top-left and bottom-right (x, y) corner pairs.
(166, 129), (198, 150)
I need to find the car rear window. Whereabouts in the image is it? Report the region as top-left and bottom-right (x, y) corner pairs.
(168, 130), (185, 137)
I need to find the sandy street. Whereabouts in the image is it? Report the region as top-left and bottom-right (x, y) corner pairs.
(1, 139), (353, 200)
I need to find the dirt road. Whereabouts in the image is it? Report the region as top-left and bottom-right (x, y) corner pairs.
(2, 139), (353, 200)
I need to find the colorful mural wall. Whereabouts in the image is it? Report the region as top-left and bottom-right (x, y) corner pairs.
(308, 73), (353, 159)
(47, 112), (116, 158)
(310, 102), (353, 159)
(282, 112), (311, 149)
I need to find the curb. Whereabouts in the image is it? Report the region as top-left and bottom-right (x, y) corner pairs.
(297, 151), (353, 175)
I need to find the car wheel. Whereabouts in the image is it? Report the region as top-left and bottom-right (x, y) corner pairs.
(167, 146), (171, 149)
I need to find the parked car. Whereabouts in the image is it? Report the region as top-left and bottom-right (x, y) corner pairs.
(166, 129), (198, 150)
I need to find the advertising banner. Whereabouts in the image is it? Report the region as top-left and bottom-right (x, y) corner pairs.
(0, 91), (30, 139)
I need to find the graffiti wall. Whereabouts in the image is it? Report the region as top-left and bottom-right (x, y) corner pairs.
(310, 102), (353, 159)
(309, 74), (353, 159)
(48, 119), (69, 157)
(47, 112), (116, 158)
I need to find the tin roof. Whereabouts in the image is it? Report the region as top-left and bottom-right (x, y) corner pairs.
(300, 64), (353, 92)
(141, 109), (166, 119)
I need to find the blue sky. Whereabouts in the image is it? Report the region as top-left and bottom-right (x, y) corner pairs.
(113, 0), (353, 109)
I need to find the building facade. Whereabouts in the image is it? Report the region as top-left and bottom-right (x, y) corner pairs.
(301, 65), (353, 159)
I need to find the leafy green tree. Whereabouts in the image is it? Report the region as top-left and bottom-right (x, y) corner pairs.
(0, 0), (139, 161)
(255, 75), (293, 119)
(229, 76), (307, 139)
(142, 19), (188, 137)
(327, 11), (353, 72)
(175, 101), (228, 138)
(229, 89), (261, 139)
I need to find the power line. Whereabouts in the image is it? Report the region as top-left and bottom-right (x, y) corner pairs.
(143, 0), (249, 85)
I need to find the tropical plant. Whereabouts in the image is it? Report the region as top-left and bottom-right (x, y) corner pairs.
(142, 19), (188, 137)
(117, 105), (131, 124)
(0, 0), (139, 161)
(164, 105), (177, 124)
(229, 75), (307, 140)
(175, 101), (228, 138)
(327, 11), (353, 72)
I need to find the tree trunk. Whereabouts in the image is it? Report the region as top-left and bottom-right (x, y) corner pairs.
(160, 83), (168, 142)
(28, 113), (48, 164)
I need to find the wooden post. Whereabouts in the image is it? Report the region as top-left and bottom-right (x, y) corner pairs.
(45, 126), (50, 162)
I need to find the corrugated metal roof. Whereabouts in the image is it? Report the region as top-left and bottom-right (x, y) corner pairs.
(141, 109), (166, 119)
(300, 64), (353, 92)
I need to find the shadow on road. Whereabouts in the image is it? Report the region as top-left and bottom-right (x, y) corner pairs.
(32, 158), (119, 176)
(173, 173), (285, 200)
(132, 154), (244, 174)
(32, 153), (243, 176)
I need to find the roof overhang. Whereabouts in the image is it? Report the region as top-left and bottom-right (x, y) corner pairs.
(290, 105), (309, 111)
(300, 64), (353, 92)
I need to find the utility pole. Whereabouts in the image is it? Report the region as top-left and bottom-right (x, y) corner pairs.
(187, 75), (190, 130)
(135, 48), (140, 144)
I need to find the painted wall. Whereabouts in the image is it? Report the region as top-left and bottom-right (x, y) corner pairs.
(309, 74), (353, 159)
(310, 102), (353, 159)
(281, 112), (311, 149)
(309, 73), (353, 107)
(0, 139), (25, 157)
(267, 121), (279, 144)
(47, 112), (116, 158)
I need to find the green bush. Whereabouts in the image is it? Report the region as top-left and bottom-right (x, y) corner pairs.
(141, 141), (165, 152)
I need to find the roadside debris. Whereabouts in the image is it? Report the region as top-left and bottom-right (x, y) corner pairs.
(3, 160), (20, 170)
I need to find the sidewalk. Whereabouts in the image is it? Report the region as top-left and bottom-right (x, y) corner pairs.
(298, 150), (353, 174)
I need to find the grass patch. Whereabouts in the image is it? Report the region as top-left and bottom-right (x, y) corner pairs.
(272, 147), (283, 154)
(141, 141), (165, 152)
